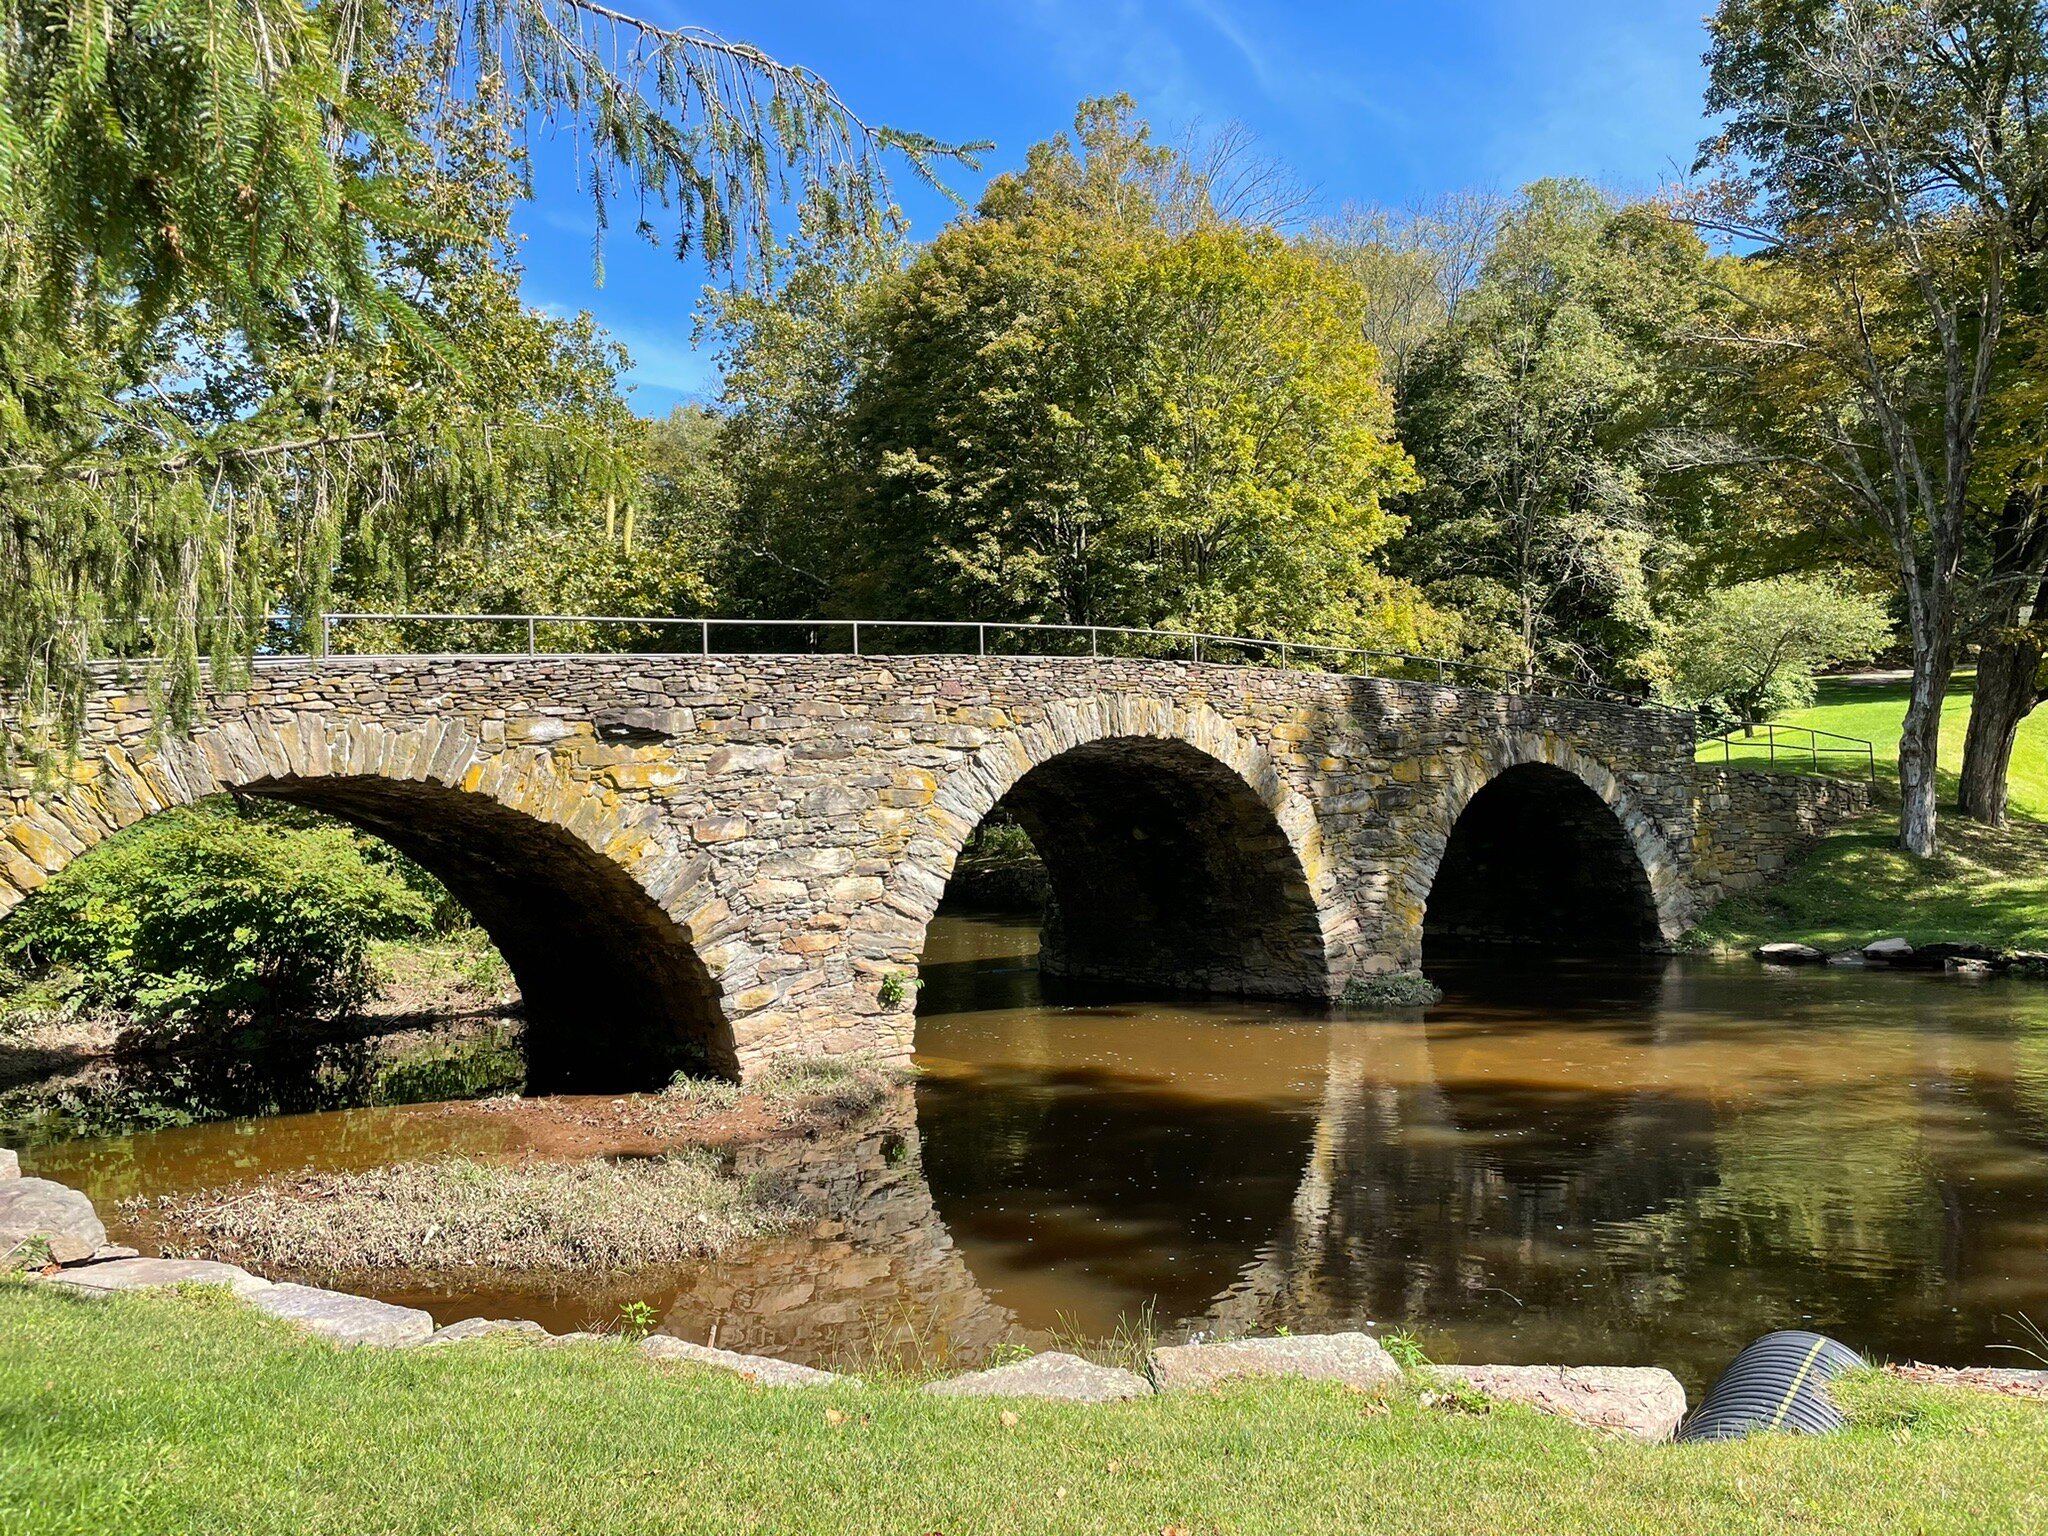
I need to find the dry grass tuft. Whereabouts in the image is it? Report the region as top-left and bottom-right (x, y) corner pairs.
(132, 1151), (800, 1274)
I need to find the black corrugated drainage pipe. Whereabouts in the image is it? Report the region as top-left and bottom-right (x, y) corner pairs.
(1677, 1330), (1867, 1442)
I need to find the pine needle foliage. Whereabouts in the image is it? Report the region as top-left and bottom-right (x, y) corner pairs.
(0, 0), (980, 766)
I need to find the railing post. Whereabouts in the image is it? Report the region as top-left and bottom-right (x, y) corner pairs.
(977, 623), (986, 657)
(320, 613), (331, 661)
(1193, 634), (1201, 665)
(1091, 627), (1098, 658)
(701, 619), (710, 656)
(526, 616), (536, 656)
(852, 621), (860, 657)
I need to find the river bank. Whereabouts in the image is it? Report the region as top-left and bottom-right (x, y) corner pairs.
(4, 1280), (2043, 1535)
(1683, 811), (2048, 960)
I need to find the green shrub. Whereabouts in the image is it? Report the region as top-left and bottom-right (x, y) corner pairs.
(1338, 972), (1443, 1010)
(0, 798), (436, 1039)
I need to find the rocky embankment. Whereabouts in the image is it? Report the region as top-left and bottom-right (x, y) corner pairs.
(1754, 936), (2048, 976)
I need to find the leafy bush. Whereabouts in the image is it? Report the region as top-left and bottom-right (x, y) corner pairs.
(0, 798), (436, 1038)
(1660, 576), (1893, 722)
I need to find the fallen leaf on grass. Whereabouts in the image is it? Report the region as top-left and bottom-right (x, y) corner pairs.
(999, 1410), (1019, 1429)
(824, 1408), (849, 1427)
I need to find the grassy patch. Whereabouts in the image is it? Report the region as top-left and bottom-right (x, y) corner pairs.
(1698, 675), (2048, 821)
(128, 1150), (798, 1274)
(662, 1054), (904, 1125)
(4, 1283), (2046, 1535)
(1687, 812), (2048, 955)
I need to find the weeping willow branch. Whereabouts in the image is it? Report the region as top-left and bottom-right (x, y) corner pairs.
(0, 0), (985, 767)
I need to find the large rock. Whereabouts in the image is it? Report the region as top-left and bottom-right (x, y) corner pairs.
(1947, 957), (1996, 978)
(0, 1177), (107, 1265)
(0, 1148), (18, 1179)
(38, 1256), (271, 1298)
(1864, 937), (1915, 963)
(250, 1283), (435, 1347)
(639, 1333), (843, 1387)
(421, 1316), (550, 1346)
(1919, 941), (1998, 970)
(1755, 942), (1824, 965)
(1148, 1332), (1400, 1394)
(925, 1351), (1150, 1403)
(1436, 1364), (1687, 1443)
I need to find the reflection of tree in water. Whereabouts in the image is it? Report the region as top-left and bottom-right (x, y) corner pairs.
(1196, 978), (2048, 1386)
(0, 1020), (524, 1146)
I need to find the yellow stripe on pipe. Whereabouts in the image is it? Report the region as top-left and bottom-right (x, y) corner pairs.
(1769, 1336), (1832, 1431)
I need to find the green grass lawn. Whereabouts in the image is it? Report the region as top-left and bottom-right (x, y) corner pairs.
(1686, 812), (2048, 955)
(3, 1283), (2045, 1535)
(1697, 674), (2048, 821)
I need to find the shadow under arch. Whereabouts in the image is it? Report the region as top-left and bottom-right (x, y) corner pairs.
(242, 776), (729, 1092)
(927, 731), (1334, 1001)
(2, 706), (736, 1092)
(1422, 761), (1665, 960)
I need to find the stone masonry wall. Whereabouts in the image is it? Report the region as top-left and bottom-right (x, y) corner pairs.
(1688, 766), (1874, 909)
(3, 654), (1709, 1081)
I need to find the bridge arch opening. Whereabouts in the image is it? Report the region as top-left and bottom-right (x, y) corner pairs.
(1421, 762), (1661, 960)
(236, 777), (732, 1092)
(931, 735), (1330, 1000)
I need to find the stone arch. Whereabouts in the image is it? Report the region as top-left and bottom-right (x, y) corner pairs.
(888, 696), (1347, 1002)
(0, 711), (735, 1089)
(1406, 733), (1690, 960)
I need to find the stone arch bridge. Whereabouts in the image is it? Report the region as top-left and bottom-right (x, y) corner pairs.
(0, 655), (1858, 1089)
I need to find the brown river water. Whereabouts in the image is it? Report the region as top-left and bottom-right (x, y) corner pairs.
(19, 913), (2048, 1391)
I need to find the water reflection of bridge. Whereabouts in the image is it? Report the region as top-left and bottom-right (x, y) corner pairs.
(649, 978), (2048, 1380)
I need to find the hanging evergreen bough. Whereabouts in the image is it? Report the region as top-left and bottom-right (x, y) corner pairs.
(0, 0), (983, 768)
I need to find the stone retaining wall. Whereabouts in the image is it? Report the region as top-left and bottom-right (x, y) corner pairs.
(1688, 767), (1874, 908)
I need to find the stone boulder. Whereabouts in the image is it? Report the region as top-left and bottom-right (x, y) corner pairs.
(422, 1317), (550, 1346)
(1436, 1364), (1687, 1443)
(250, 1283), (435, 1347)
(639, 1334), (843, 1387)
(925, 1352), (1150, 1403)
(38, 1256), (271, 1298)
(1947, 957), (1996, 978)
(1917, 941), (1998, 970)
(1864, 937), (1915, 964)
(0, 1147), (18, 1179)
(0, 1177), (107, 1265)
(1148, 1332), (1400, 1395)
(1825, 950), (1869, 968)
(1755, 942), (1824, 965)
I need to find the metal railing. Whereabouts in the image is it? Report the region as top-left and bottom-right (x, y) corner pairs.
(304, 612), (1663, 708)
(1696, 720), (1878, 783)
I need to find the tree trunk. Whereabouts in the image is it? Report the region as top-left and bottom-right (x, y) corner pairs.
(1957, 629), (2044, 827)
(1896, 621), (1954, 858)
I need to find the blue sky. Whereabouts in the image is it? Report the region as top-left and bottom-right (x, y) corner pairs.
(514, 0), (1717, 415)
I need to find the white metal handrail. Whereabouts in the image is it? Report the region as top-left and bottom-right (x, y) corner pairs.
(301, 611), (1664, 709)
